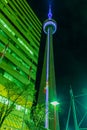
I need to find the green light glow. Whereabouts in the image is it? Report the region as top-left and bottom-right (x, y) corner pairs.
(3, 72), (22, 86)
(3, 0), (8, 3)
(17, 38), (33, 55)
(0, 95), (29, 113)
(0, 0), (42, 129)
(0, 18), (15, 36)
(50, 101), (60, 106)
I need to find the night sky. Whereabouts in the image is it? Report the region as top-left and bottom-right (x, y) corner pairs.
(28, 0), (87, 129)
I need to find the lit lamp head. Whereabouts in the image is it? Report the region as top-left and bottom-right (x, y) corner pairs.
(50, 101), (60, 106)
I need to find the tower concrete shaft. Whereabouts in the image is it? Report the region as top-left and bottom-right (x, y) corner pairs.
(43, 7), (58, 130)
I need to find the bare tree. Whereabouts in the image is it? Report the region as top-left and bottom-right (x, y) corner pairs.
(0, 81), (35, 128)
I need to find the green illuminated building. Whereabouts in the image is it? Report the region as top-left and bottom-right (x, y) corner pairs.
(0, 0), (42, 129)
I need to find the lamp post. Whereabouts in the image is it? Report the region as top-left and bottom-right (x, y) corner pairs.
(50, 101), (60, 130)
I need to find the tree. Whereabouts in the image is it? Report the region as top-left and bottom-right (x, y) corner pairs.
(25, 104), (51, 130)
(0, 81), (35, 128)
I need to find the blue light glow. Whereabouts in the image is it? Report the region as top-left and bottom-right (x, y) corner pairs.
(43, 20), (57, 34)
(48, 4), (52, 19)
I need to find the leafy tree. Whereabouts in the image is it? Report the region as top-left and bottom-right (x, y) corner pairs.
(0, 81), (35, 128)
(25, 104), (51, 130)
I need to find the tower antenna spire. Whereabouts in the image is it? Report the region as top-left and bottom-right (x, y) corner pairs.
(48, 4), (52, 19)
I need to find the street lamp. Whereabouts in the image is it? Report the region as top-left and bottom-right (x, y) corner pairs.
(50, 101), (60, 130)
(50, 101), (60, 106)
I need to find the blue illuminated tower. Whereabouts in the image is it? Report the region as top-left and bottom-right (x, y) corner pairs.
(43, 5), (57, 129)
(38, 4), (59, 130)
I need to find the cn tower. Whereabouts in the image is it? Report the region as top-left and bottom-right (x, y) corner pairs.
(43, 5), (57, 129)
(38, 4), (59, 130)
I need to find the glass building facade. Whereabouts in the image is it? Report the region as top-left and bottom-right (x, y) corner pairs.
(0, 0), (42, 129)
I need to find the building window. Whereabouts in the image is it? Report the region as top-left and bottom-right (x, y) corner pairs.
(17, 37), (33, 55)
(0, 18), (15, 36)
(3, 72), (22, 87)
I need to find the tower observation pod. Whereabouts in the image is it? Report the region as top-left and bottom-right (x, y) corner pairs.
(43, 6), (57, 35)
(43, 5), (58, 130)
